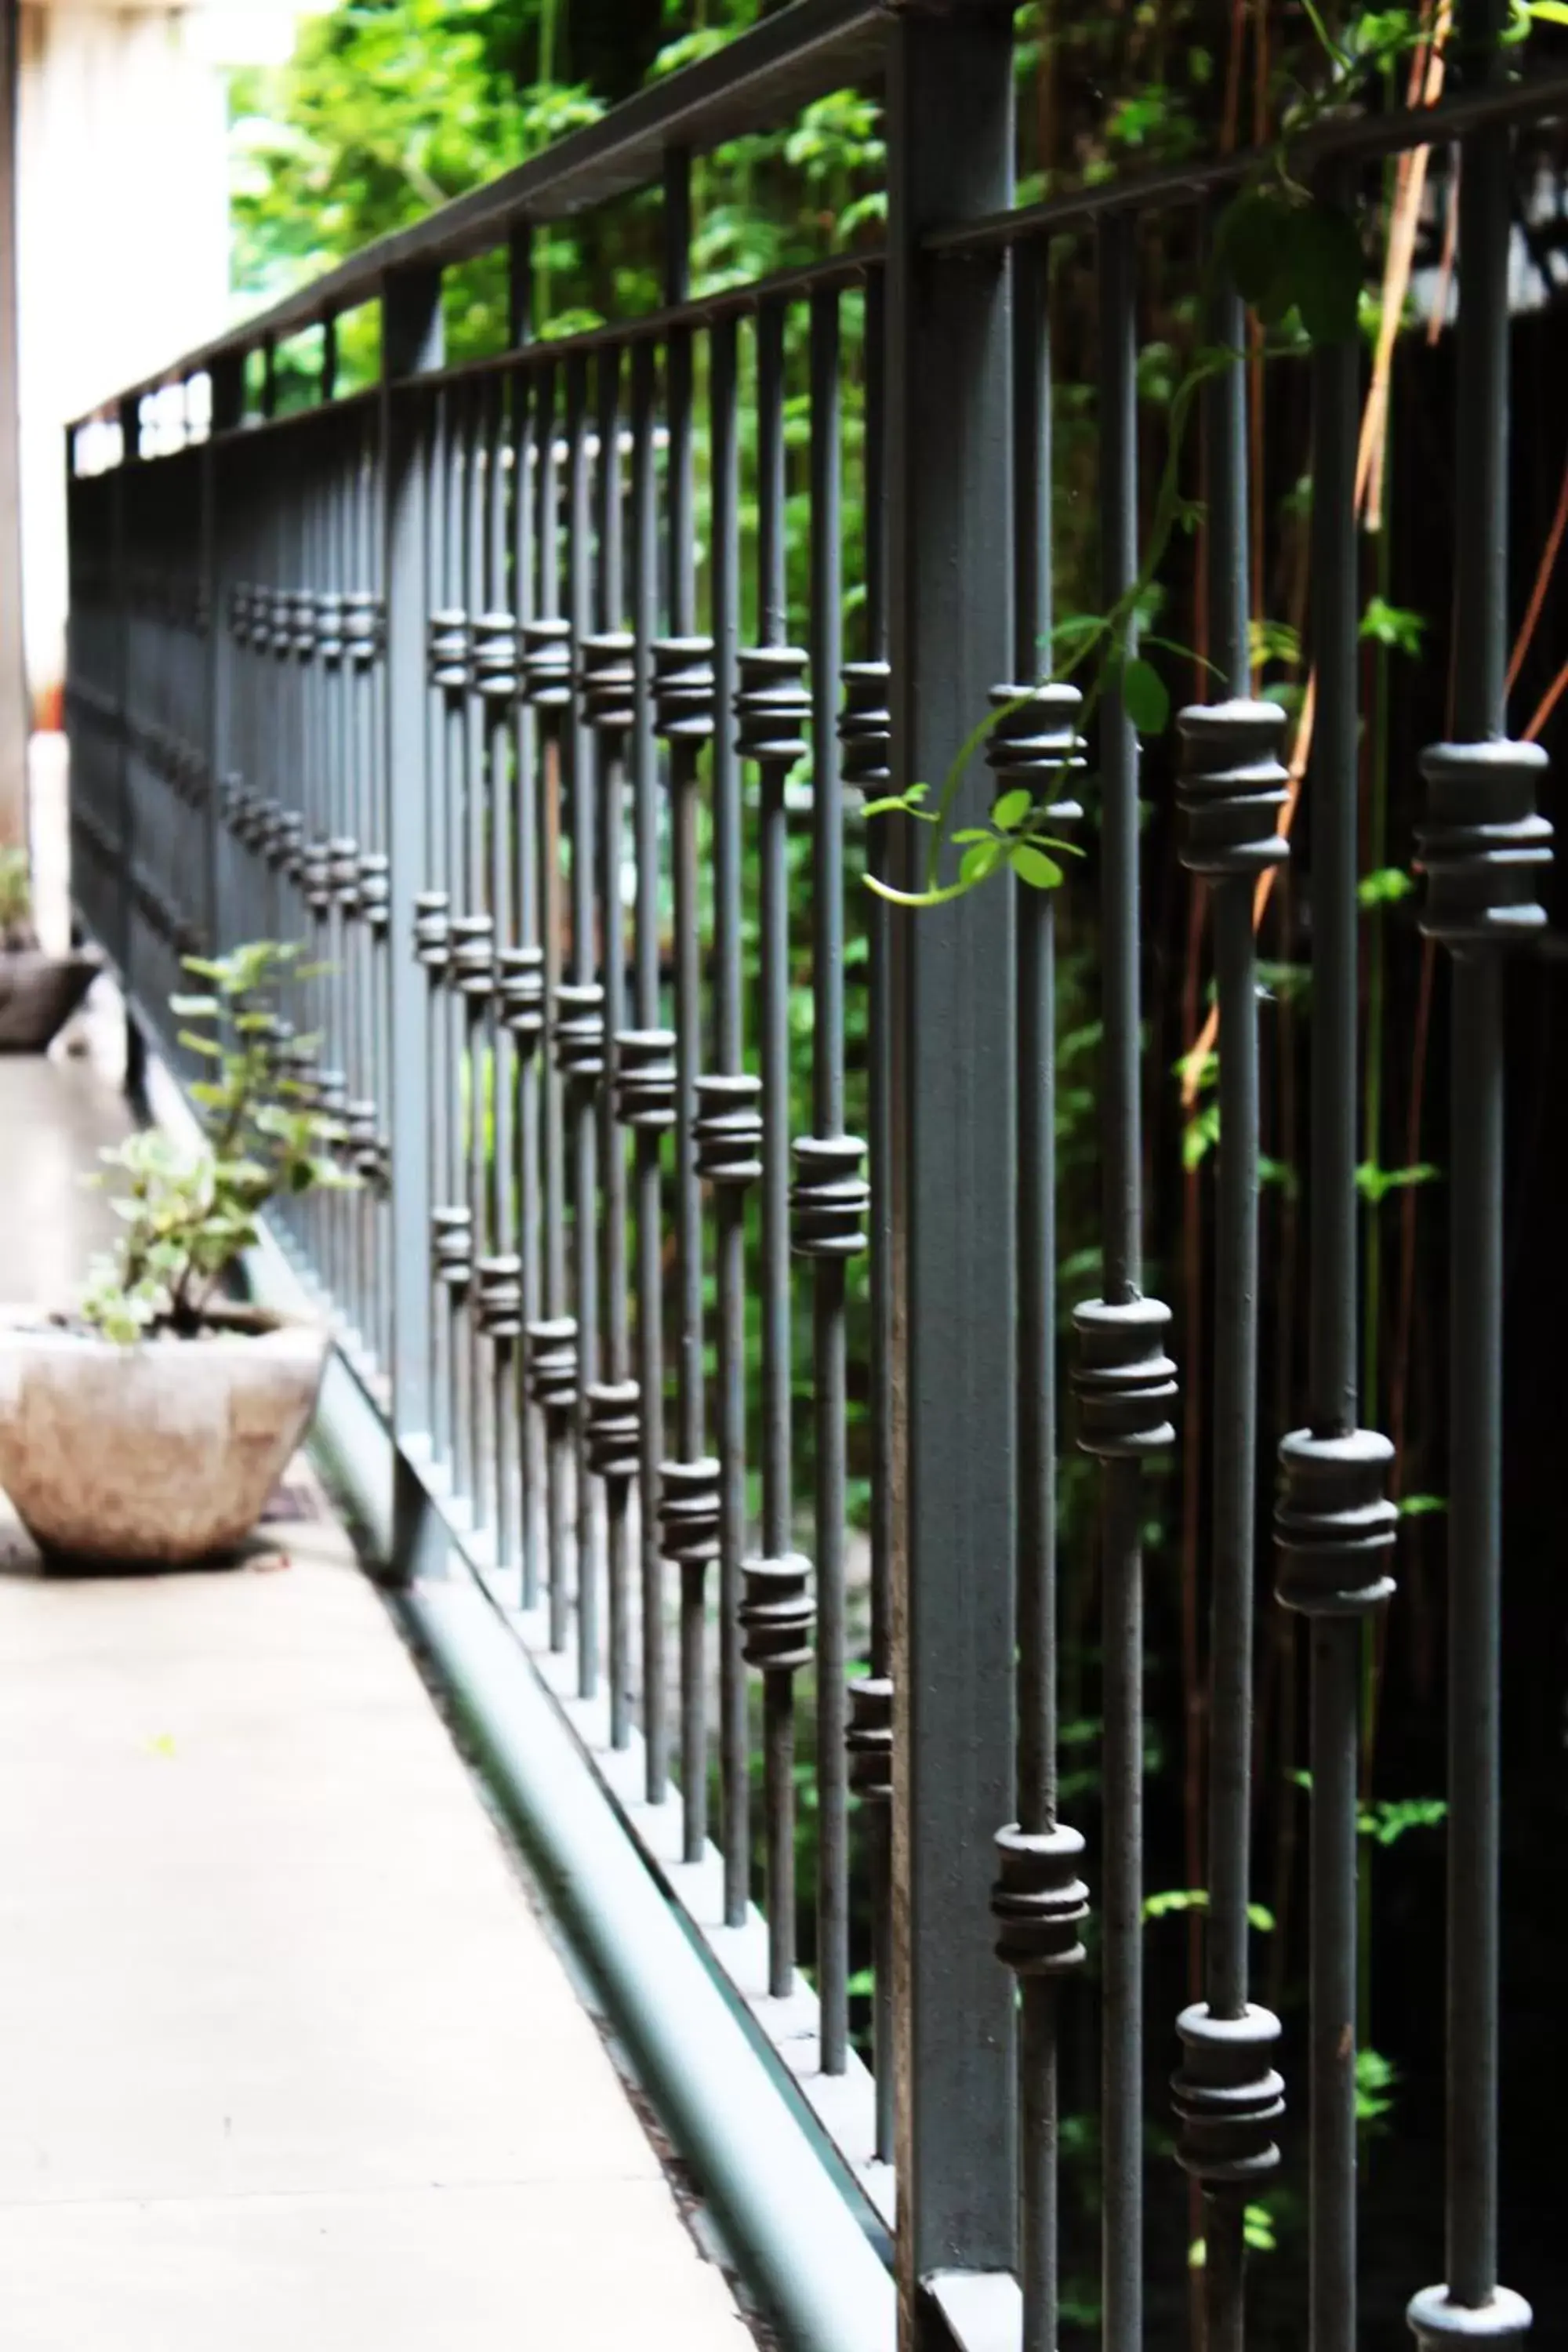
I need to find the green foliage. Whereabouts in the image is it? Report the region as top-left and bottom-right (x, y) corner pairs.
(1355, 1159), (1439, 1206)
(1144, 1886), (1276, 1933)
(1190, 2203), (1277, 2267)
(0, 845), (34, 949)
(80, 943), (354, 1344)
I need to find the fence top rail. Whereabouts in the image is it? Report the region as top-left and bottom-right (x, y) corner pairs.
(922, 61), (1568, 258)
(76, 0), (889, 426)
(74, 17), (1568, 435)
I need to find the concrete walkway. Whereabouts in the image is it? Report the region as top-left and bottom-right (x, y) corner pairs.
(0, 1044), (755, 2350)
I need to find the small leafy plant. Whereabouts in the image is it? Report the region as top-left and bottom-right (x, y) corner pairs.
(80, 942), (354, 1344)
(0, 845), (38, 952)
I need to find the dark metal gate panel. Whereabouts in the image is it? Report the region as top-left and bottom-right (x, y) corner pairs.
(61, 8), (1567, 2346)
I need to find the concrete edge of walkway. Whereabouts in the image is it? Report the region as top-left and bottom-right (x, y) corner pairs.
(122, 1050), (896, 2352)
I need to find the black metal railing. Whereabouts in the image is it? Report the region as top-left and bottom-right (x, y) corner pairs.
(64, 2), (1566, 2346)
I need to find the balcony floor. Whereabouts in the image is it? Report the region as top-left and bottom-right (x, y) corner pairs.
(0, 1029), (756, 2352)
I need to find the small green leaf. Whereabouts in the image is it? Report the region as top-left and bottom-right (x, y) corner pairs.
(1293, 201), (1364, 346)
(1218, 187), (1296, 314)
(1012, 844), (1065, 890)
(1397, 1492), (1446, 1518)
(959, 838), (1004, 888)
(992, 788), (1033, 832)
(1120, 656), (1170, 735)
(1527, 2), (1568, 21)
(1358, 866), (1416, 907)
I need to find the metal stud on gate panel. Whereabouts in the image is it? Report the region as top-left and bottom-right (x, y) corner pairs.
(473, 608), (518, 701)
(497, 945), (545, 1049)
(525, 1315), (579, 1414)
(553, 982), (605, 1083)
(521, 615), (572, 710)
(579, 631), (636, 739)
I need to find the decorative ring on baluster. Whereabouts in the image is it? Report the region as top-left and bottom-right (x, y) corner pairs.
(1417, 737), (1552, 946)
(1275, 1426), (1397, 1618)
(735, 645), (809, 766)
(303, 837), (335, 914)
(1175, 697), (1290, 879)
(585, 1380), (641, 1483)
(990, 1820), (1090, 1975)
(346, 1100), (386, 1189)
(431, 1206), (473, 1294)
(476, 1254), (524, 1341)
(474, 610), (519, 702)
(1171, 2002), (1285, 2184)
(652, 636), (716, 743)
(1406, 2286), (1533, 2344)
(248, 584), (271, 652)
(521, 617), (572, 711)
(613, 1028), (676, 1131)
(292, 587), (318, 662)
(554, 982), (605, 1082)
(413, 890), (451, 972)
(279, 812), (307, 883)
(270, 590), (292, 659)
(427, 608), (470, 694)
(329, 837), (361, 913)
(740, 1553), (815, 1675)
(497, 946), (544, 1047)
(838, 659), (891, 793)
(694, 1073), (763, 1186)
(846, 1672), (893, 1802)
(580, 631), (637, 738)
(280, 1035), (319, 1109)
(789, 1134), (869, 1258)
(525, 1316), (578, 1413)
(657, 1456), (720, 1567)
(315, 1071), (348, 1145)
(345, 590), (379, 668)
(450, 913), (495, 1000)
(316, 590), (344, 666)
(1073, 1294), (1178, 1458)
(985, 681), (1086, 829)
(230, 583), (252, 648)
(358, 851), (390, 932)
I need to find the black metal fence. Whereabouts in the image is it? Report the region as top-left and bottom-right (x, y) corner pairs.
(64, 3), (1566, 2345)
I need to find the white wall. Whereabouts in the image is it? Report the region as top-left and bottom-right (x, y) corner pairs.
(16, 0), (299, 717)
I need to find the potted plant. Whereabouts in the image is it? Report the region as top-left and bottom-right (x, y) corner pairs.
(0, 844), (101, 1051)
(0, 942), (351, 1565)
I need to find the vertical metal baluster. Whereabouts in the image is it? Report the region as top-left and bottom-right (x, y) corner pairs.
(989, 234), (1088, 2352)
(1405, 28), (1549, 2344)
(583, 347), (640, 1748)
(558, 354), (603, 1697)
(507, 355), (546, 1610)
(352, 416), (391, 1374)
(1173, 241), (1290, 2351)
(1261, 159), (1394, 2352)
(477, 376), (524, 1570)
(615, 336), (675, 1802)
(695, 310), (758, 1926)
(1072, 212), (1177, 2352)
(840, 258), (893, 2150)
(793, 284), (868, 2078)
(427, 388), (469, 1476)
(522, 362), (578, 1651)
(454, 385), (495, 1533)
(656, 153), (721, 1865)
(739, 291), (811, 1998)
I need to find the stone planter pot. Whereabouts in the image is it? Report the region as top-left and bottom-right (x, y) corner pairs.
(0, 1306), (328, 1566)
(0, 947), (102, 1052)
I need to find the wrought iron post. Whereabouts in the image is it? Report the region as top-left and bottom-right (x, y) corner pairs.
(885, 4), (1021, 2334)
